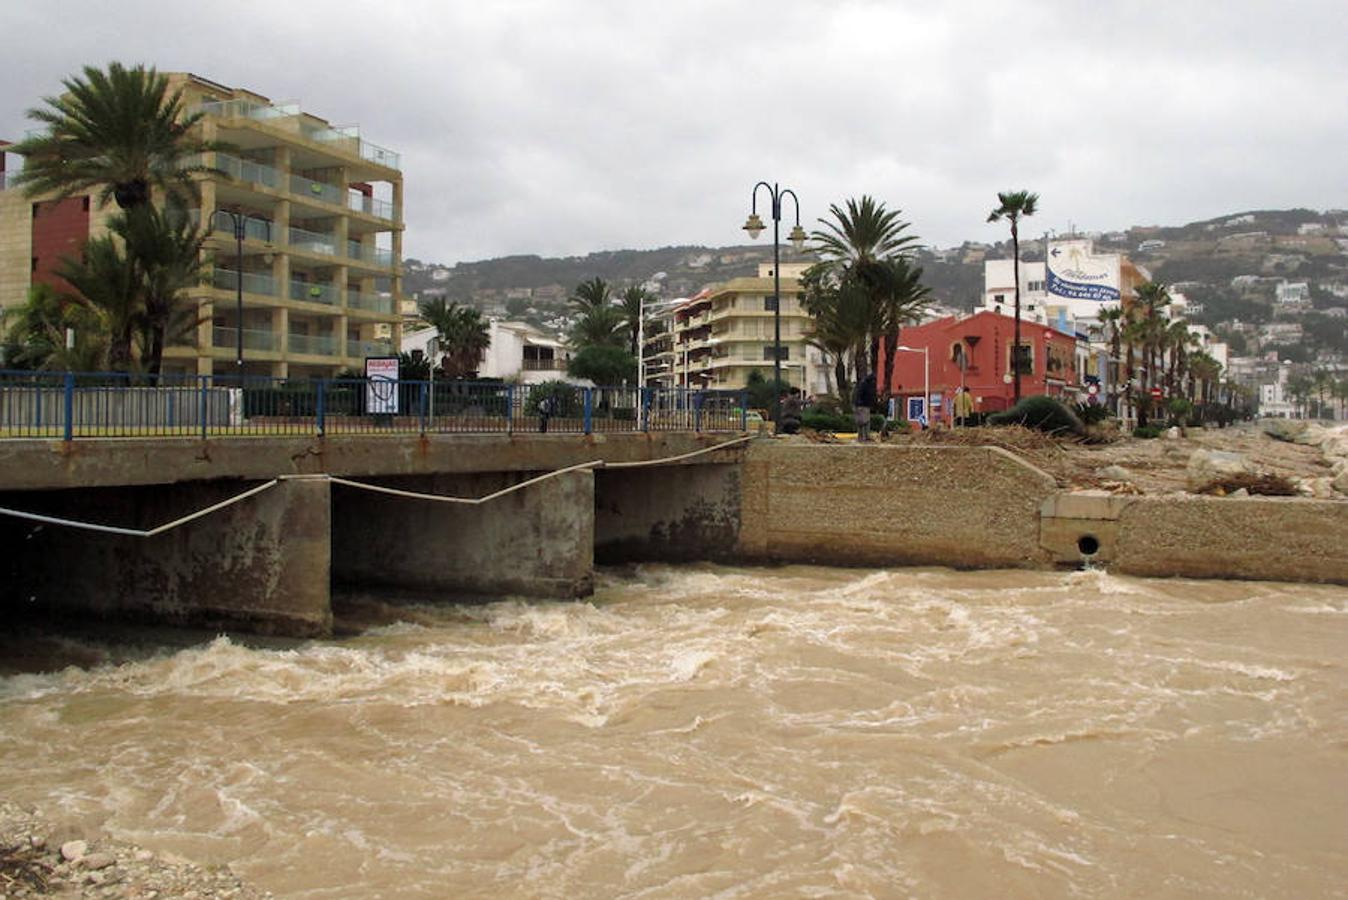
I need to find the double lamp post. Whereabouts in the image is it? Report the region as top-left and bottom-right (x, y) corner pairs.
(742, 182), (806, 424)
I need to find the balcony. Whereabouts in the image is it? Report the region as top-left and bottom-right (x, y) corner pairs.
(522, 358), (564, 372)
(212, 326), (279, 352)
(289, 225), (337, 256)
(288, 333), (338, 356)
(290, 173), (344, 207)
(347, 192), (396, 221)
(196, 100), (401, 172)
(348, 338), (393, 358)
(347, 290), (394, 314)
(214, 153), (283, 191)
(289, 279), (338, 306)
(212, 268), (277, 297)
(346, 239), (394, 267)
(196, 210), (274, 242)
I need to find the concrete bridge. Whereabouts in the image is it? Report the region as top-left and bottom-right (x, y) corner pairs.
(3, 432), (1347, 637)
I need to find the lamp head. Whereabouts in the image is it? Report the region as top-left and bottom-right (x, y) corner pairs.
(787, 224), (807, 251)
(742, 213), (765, 240)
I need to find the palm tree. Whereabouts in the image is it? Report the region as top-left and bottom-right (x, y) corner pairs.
(617, 285), (653, 358)
(0, 283), (106, 371)
(569, 304), (627, 351)
(986, 190), (1038, 403)
(1312, 368), (1334, 419)
(876, 257), (932, 402)
(57, 234), (143, 371)
(121, 205), (207, 375)
(1092, 306), (1126, 409)
(808, 195), (923, 394)
(568, 276), (612, 312)
(419, 297), (490, 378)
(11, 63), (221, 210)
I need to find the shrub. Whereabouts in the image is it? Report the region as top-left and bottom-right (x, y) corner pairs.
(869, 413), (886, 434)
(1133, 423), (1165, 439)
(800, 410), (854, 433)
(1073, 401), (1113, 425)
(987, 395), (1084, 436)
(882, 418), (911, 435)
(526, 380), (582, 417)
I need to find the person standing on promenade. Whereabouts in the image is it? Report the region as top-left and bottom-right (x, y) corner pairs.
(854, 374), (877, 442)
(538, 394), (554, 433)
(779, 388), (803, 435)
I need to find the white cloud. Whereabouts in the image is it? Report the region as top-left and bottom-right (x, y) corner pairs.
(2, 0), (1344, 265)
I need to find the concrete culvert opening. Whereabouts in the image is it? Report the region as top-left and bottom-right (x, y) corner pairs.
(1077, 534), (1101, 557)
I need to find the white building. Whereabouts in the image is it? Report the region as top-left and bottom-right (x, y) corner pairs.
(402, 320), (578, 384)
(1275, 280), (1312, 307)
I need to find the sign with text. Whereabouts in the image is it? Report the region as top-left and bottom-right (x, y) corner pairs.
(1046, 239), (1121, 302)
(365, 356), (400, 415)
(906, 396), (927, 425)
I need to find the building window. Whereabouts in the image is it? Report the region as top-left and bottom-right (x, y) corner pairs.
(762, 345), (789, 361)
(1009, 343), (1033, 375)
(764, 296), (778, 311)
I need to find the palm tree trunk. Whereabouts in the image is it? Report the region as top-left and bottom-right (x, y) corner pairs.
(1011, 222), (1021, 404)
(882, 330), (899, 406)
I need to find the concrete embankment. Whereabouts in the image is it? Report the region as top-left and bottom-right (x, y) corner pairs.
(2, 435), (1346, 637)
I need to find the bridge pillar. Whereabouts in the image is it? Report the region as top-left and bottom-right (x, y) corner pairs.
(331, 469), (595, 598)
(1, 476), (333, 637)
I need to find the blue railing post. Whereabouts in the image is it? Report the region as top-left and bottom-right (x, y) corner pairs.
(694, 391), (703, 433)
(506, 385), (515, 435)
(62, 372), (74, 441)
(316, 379), (327, 437)
(640, 388), (650, 432)
(199, 376), (208, 440)
(740, 390), (749, 432)
(419, 381), (428, 434)
(583, 388), (593, 435)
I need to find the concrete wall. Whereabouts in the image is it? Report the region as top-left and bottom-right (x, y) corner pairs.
(738, 443), (1058, 569)
(0, 432), (747, 492)
(595, 463), (740, 563)
(0, 477), (332, 636)
(1112, 496), (1348, 583)
(332, 470), (595, 599)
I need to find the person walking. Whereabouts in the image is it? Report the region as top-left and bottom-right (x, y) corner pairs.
(778, 388), (803, 435)
(538, 393), (554, 433)
(853, 373), (877, 442)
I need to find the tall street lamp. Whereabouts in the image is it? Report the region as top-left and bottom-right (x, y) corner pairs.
(743, 182), (806, 425)
(896, 344), (929, 426)
(212, 209), (271, 379)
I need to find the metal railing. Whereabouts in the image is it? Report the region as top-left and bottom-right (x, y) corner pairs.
(214, 268), (278, 297)
(290, 173), (344, 206)
(348, 192), (396, 220)
(290, 279), (338, 305)
(214, 153), (283, 190)
(289, 225), (337, 256)
(0, 371), (750, 440)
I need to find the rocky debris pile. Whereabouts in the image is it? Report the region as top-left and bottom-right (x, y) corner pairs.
(0, 801), (269, 899)
(1262, 419), (1348, 497)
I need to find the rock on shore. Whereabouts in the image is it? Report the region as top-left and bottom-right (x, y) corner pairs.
(0, 800), (269, 899)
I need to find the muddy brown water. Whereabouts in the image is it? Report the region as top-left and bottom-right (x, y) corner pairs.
(1, 565), (1345, 898)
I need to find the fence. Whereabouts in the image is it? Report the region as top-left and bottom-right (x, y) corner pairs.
(0, 371), (749, 440)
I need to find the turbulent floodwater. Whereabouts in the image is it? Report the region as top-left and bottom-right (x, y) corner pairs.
(1, 565), (1346, 898)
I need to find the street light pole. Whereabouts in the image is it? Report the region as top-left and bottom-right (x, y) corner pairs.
(743, 182), (806, 427)
(213, 209), (248, 379)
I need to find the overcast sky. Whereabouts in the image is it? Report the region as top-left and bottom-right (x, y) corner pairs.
(3, 1), (1345, 265)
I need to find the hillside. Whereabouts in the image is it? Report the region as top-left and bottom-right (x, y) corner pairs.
(405, 208), (1348, 358)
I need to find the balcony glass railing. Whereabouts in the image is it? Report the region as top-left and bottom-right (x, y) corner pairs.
(347, 291), (394, 314)
(360, 141), (400, 170)
(347, 192), (396, 220)
(288, 333), (338, 356)
(193, 209), (275, 242)
(213, 153), (282, 190)
(348, 338), (393, 358)
(289, 225), (337, 256)
(346, 240), (394, 267)
(212, 326), (279, 352)
(290, 173), (344, 206)
(196, 100), (299, 122)
(290, 280), (337, 305)
(212, 268), (277, 297)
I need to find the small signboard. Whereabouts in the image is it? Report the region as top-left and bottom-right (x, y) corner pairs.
(1149, 386), (1163, 400)
(930, 392), (943, 411)
(365, 356), (400, 415)
(906, 396), (927, 425)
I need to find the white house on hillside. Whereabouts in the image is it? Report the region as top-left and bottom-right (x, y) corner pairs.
(403, 321), (580, 384)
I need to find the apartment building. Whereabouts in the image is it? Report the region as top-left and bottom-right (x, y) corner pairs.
(0, 72), (404, 377)
(648, 263), (829, 394)
(978, 238), (1150, 335)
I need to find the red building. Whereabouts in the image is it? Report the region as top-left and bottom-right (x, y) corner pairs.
(881, 311), (1083, 421)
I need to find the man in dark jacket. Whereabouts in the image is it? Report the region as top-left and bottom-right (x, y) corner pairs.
(853, 374), (877, 442)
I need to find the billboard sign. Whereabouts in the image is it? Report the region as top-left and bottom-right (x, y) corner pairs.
(365, 356), (400, 415)
(1046, 240), (1121, 302)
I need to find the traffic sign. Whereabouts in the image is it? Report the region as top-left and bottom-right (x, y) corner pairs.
(1149, 387), (1162, 400)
